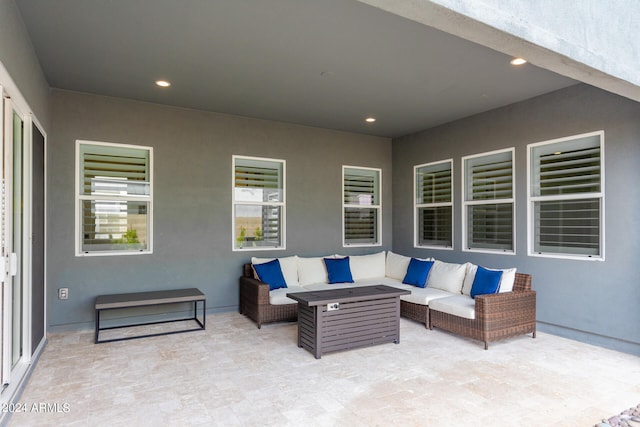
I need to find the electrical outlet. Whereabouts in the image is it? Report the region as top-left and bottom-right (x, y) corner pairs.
(327, 302), (339, 311)
(58, 288), (69, 300)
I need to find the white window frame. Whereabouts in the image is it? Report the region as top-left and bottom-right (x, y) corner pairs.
(414, 159), (453, 250)
(75, 140), (153, 257)
(527, 131), (605, 261)
(232, 155), (286, 252)
(342, 165), (382, 247)
(462, 147), (515, 255)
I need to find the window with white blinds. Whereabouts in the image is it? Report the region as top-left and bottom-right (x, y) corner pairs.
(462, 148), (514, 253)
(76, 140), (152, 255)
(343, 166), (381, 246)
(414, 160), (453, 248)
(529, 131), (603, 259)
(233, 155), (285, 251)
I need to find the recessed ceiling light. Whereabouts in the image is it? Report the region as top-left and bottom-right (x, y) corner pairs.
(510, 57), (527, 66)
(365, 117), (376, 123)
(155, 80), (171, 87)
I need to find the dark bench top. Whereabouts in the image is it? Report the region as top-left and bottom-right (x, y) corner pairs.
(95, 288), (205, 310)
(286, 285), (410, 307)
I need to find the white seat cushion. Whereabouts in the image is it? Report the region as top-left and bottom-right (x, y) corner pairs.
(427, 261), (468, 294)
(347, 277), (414, 290)
(252, 255), (299, 287)
(370, 277), (414, 290)
(400, 287), (453, 305)
(269, 285), (305, 305)
(302, 282), (348, 291)
(349, 251), (386, 281)
(429, 295), (476, 320)
(301, 276), (410, 292)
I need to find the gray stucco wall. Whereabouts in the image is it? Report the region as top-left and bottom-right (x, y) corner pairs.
(392, 84), (640, 355)
(0, 0), (50, 128)
(47, 89), (392, 330)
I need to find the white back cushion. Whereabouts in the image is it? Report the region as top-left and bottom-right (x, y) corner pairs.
(350, 251), (386, 281)
(251, 256), (299, 287)
(461, 263), (477, 296)
(498, 268), (517, 293)
(385, 252), (434, 280)
(297, 256), (329, 286)
(462, 264), (518, 295)
(385, 251), (411, 280)
(427, 260), (467, 294)
(269, 286), (305, 305)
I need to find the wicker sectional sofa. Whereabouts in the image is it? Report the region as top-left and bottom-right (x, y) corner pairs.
(239, 251), (536, 349)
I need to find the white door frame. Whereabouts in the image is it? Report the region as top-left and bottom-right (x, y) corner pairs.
(0, 54), (47, 413)
(1, 93), (32, 395)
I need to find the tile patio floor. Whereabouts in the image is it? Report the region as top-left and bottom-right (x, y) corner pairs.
(7, 312), (640, 426)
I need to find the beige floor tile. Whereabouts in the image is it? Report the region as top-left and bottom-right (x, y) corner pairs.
(6, 312), (640, 426)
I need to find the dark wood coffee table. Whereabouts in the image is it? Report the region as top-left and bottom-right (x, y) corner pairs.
(286, 285), (410, 358)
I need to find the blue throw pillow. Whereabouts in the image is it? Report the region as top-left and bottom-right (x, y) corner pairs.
(470, 266), (503, 298)
(402, 258), (434, 288)
(324, 257), (354, 284)
(253, 259), (287, 291)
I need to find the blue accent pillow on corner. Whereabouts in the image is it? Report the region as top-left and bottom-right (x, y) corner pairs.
(470, 266), (503, 298)
(324, 257), (354, 284)
(402, 258), (434, 287)
(253, 259), (287, 291)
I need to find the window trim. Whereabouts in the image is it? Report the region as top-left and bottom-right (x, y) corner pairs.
(75, 140), (153, 257)
(413, 159), (454, 250)
(342, 165), (382, 248)
(461, 147), (516, 255)
(527, 130), (605, 261)
(232, 155), (286, 252)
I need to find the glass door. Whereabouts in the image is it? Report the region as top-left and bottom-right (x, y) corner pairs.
(1, 96), (27, 387)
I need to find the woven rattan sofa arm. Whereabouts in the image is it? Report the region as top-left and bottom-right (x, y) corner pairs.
(238, 263), (298, 329)
(239, 276), (271, 306)
(512, 273), (532, 292)
(475, 290), (537, 328)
